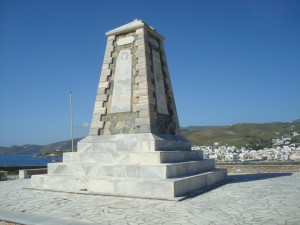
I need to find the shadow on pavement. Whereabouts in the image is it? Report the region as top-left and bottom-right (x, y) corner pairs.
(228, 173), (293, 183)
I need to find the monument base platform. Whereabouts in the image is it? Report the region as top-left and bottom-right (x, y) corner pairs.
(31, 169), (227, 200)
(31, 134), (227, 200)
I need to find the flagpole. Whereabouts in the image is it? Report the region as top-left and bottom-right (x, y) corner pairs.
(69, 91), (74, 152)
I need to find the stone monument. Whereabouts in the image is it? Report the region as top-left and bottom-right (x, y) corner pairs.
(31, 20), (227, 200)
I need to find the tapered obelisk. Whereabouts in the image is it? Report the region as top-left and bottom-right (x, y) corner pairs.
(31, 20), (227, 200)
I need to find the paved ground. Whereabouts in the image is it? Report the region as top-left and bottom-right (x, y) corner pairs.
(0, 173), (300, 225)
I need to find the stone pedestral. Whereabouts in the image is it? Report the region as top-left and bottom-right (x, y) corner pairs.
(32, 134), (227, 200)
(31, 20), (227, 200)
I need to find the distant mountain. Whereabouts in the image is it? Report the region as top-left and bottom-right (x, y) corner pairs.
(0, 144), (43, 154)
(0, 138), (83, 155)
(181, 120), (300, 149)
(39, 138), (82, 154)
(1, 120), (300, 154)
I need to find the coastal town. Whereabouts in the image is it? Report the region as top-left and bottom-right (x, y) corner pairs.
(192, 132), (300, 162)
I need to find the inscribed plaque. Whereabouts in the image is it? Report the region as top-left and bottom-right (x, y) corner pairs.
(111, 49), (132, 113)
(117, 36), (134, 46)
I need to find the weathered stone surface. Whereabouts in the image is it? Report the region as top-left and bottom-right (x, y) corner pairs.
(19, 169), (47, 179)
(116, 36), (134, 46)
(110, 49), (132, 113)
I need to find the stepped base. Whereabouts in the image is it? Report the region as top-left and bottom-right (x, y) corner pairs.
(31, 133), (227, 200)
(31, 169), (227, 200)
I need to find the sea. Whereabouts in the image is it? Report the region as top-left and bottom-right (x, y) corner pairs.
(0, 154), (62, 166)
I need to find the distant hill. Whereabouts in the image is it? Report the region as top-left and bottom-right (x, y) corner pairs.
(181, 120), (300, 149)
(39, 138), (82, 154)
(0, 145), (43, 154)
(0, 138), (83, 155)
(1, 120), (300, 154)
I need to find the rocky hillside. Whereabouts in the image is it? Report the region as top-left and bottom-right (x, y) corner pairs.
(181, 120), (300, 149)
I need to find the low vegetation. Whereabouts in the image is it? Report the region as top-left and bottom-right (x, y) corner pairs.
(181, 120), (300, 149)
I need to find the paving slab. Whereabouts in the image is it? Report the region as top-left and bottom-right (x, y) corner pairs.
(0, 173), (299, 224)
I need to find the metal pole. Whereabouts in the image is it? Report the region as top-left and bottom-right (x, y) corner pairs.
(69, 91), (74, 152)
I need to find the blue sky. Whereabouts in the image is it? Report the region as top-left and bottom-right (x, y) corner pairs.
(0, 0), (299, 146)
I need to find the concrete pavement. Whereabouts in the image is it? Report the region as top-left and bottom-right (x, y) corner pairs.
(0, 173), (299, 224)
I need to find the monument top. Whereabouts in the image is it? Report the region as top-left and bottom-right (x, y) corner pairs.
(105, 19), (165, 40)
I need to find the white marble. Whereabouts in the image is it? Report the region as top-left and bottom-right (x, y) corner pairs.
(77, 134), (191, 152)
(116, 36), (134, 46)
(110, 49), (132, 113)
(152, 49), (169, 114)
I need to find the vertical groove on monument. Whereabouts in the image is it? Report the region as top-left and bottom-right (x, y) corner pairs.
(31, 20), (227, 200)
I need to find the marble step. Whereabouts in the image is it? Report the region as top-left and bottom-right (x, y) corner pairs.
(63, 150), (203, 164)
(48, 159), (215, 179)
(31, 169), (227, 200)
(78, 134), (191, 153)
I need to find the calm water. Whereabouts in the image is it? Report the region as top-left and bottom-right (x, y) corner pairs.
(0, 154), (62, 166)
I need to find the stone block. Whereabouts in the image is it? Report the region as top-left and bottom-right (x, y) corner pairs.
(98, 107), (106, 115)
(139, 110), (150, 117)
(90, 120), (104, 129)
(137, 33), (144, 39)
(139, 125), (151, 133)
(100, 75), (109, 82)
(101, 69), (111, 76)
(137, 57), (146, 65)
(103, 57), (113, 64)
(102, 63), (110, 70)
(139, 81), (148, 89)
(89, 128), (98, 135)
(135, 50), (146, 58)
(99, 81), (110, 89)
(133, 89), (148, 97)
(135, 118), (150, 126)
(117, 36), (134, 46)
(94, 101), (104, 108)
(138, 96), (149, 104)
(138, 45), (146, 51)
(136, 63), (146, 70)
(135, 75), (147, 83)
(96, 94), (108, 101)
(97, 87), (106, 95)
(107, 35), (115, 41)
(104, 51), (112, 58)
(105, 46), (114, 52)
(19, 168), (47, 179)
(106, 40), (114, 47)
(135, 103), (150, 111)
(135, 28), (144, 34)
(0, 171), (8, 181)
(136, 39), (144, 46)
(137, 68), (147, 76)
